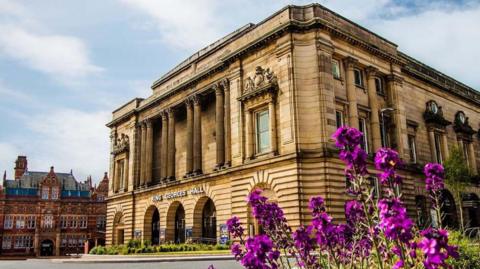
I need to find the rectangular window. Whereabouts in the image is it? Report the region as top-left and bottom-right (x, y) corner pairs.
(97, 216), (106, 230)
(408, 135), (417, 163)
(332, 59), (341, 79)
(359, 118), (369, 153)
(71, 216), (77, 228)
(4, 215), (13, 229)
(15, 216), (25, 229)
(463, 142), (470, 168)
(27, 216), (36, 229)
(42, 187), (49, 200)
(354, 68), (363, 87)
(13, 235), (30, 249)
(43, 215), (54, 229)
(375, 77), (384, 94)
(60, 216), (67, 228)
(336, 110), (345, 129)
(368, 177), (380, 199)
(51, 187), (59, 200)
(255, 110), (270, 154)
(2, 236), (12, 249)
(80, 216), (88, 229)
(61, 238), (67, 247)
(434, 133), (443, 164)
(380, 116), (391, 148)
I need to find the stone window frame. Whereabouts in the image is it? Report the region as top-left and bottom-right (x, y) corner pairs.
(254, 107), (271, 155)
(2, 236), (12, 249)
(113, 152), (129, 193)
(4, 215), (13, 229)
(407, 121), (419, 164)
(353, 68), (364, 88)
(332, 58), (341, 80)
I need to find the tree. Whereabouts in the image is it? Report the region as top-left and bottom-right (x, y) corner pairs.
(444, 146), (471, 233)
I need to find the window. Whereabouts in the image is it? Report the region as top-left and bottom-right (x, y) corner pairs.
(255, 110), (270, 154)
(71, 216), (77, 228)
(354, 68), (363, 87)
(117, 159), (125, 191)
(380, 116), (391, 148)
(51, 187), (59, 200)
(61, 238), (67, 247)
(42, 186), (49, 200)
(43, 215), (54, 229)
(79, 216), (88, 229)
(368, 177), (380, 199)
(336, 110), (345, 129)
(375, 77), (384, 94)
(4, 215), (13, 229)
(97, 216), (106, 230)
(434, 133), (443, 164)
(27, 216), (36, 229)
(15, 216), (25, 229)
(60, 216), (68, 228)
(332, 59), (341, 79)
(13, 235), (31, 249)
(359, 118), (369, 153)
(408, 135), (417, 163)
(2, 236), (12, 249)
(97, 195), (105, 202)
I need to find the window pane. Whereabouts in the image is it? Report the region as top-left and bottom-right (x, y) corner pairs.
(256, 110), (270, 153)
(354, 69), (363, 86)
(336, 111), (344, 128)
(332, 60), (340, 79)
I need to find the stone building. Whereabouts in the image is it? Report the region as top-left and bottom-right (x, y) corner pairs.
(106, 4), (480, 245)
(0, 156), (108, 256)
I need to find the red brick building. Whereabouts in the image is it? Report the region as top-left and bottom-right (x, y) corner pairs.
(0, 156), (108, 256)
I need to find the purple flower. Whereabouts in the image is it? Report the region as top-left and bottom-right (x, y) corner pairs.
(226, 216), (244, 239)
(241, 235), (279, 269)
(231, 243), (243, 261)
(345, 200), (365, 225)
(293, 225), (318, 267)
(374, 148), (402, 185)
(332, 126), (363, 149)
(424, 163), (445, 193)
(419, 228), (458, 269)
(377, 198), (414, 242)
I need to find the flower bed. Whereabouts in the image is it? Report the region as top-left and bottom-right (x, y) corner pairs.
(218, 127), (467, 269)
(89, 240), (229, 255)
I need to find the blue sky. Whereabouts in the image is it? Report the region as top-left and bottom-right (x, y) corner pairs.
(0, 0), (479, 183)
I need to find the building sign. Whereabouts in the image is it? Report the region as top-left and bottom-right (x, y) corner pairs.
(134, 230), (142, 239)
(219, 224), (229, 245)
(152, 186), (205, 202)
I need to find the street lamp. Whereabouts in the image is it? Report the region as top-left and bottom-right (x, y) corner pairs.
(380, 108), (395, 147)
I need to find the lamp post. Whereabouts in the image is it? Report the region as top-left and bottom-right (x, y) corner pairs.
(380, 108), (395, 147)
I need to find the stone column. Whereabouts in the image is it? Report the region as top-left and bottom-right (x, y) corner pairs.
(215, 84), (225, 169)
(428, 129), (437, 162)
(123, 156), (129, 191)
(193, 95), (202, 174)
(185, 98), (194, 175)
(468, 142), (478, 175)
(145, 119), (153, 186)
(167, 109), (176, 180)
(441, 134), (449, 160)
(161, 112), (168, 180)
(268, 99), (277, 154)
(222, 80), (232, 167)
(366, 66), (382, 152)
(245, 109), (254, 159)
(140, 122), (147, 186)
(133, 125), (141, 189)
(108, 130), (116, 194)
(386, 74), (408, 159)
(55, 232), (61, 256)
(343, 57), (359, 129)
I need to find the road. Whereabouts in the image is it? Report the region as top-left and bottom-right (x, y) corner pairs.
(0, 259), (243, 269)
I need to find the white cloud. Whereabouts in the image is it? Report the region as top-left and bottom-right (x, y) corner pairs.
(121, 0), (222, 50)
(0, 25), (103, 80)
(370, 6), (480, 89)
(0, 142), (20, 179)
(19, 108), (111, 182)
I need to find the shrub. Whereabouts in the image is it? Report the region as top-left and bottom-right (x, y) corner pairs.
(447, 230), (480, 269)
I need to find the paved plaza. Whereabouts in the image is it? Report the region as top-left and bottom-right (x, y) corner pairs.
(0, 259), (242, 269)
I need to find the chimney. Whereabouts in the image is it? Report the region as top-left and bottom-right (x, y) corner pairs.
(14, 156), (27, 180)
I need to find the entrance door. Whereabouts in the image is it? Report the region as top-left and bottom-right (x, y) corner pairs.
(175, 205), (185, 243)
(152, 209), (160, 245)
(202, 199), (217, 243)
(117, 229), (125, 245)
(40, 239), (54, 256)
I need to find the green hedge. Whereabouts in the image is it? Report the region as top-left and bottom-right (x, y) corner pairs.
(447, 230), (480, 269)
(89, 239), (229, 255)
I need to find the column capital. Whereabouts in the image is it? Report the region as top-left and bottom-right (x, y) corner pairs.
(145, 118), (153, 128)
(219, 78), (229, 91)
(166, 107), (176, 117)
(365, 66), (379, 78)
(213, 83), (223, 95)
(342, 56), (358, 69)
(192, 94), (202, 105)
(140, 121), (147, 129)
(184, 97), (193, 107)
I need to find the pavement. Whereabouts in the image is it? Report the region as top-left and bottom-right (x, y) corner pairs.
(0, 256), (243, 269)
(53, 254), (235, 263)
